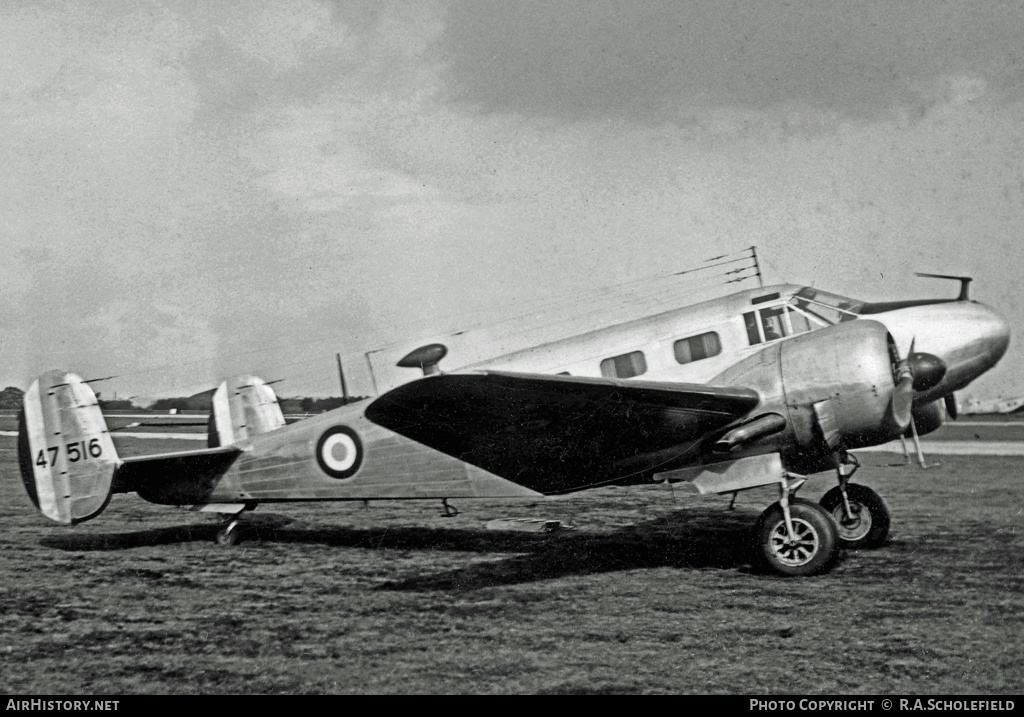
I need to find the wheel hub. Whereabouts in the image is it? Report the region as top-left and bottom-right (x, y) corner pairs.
(840, 504), (862, 528)
(769, 518), (820, 567)
(832, 501), (872, 540)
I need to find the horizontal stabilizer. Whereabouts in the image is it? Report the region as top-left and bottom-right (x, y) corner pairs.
(114, 445), (242, 505)
(18, 371), (120, 524)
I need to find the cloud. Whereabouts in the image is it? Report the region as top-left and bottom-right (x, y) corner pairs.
(214, 0), (347, 71)
(2, 1), (1022, 402)
(442, 0), (1024, 121)
(0, 6), (65, 98)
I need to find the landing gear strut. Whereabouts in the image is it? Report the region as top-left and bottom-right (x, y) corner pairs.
(820, 484), (890, 549)
(820, 452), (891, 549)
(754, 471), (839, 577)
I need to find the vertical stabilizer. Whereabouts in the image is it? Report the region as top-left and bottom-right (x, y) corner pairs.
(18, 371), (119, 524)
(209, 375), (286, 447)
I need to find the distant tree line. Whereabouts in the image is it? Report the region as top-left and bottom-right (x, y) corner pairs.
(2, 387), (142, 411)
(147, 394), (366, 413)
(0, 387), (24, 410)
(98, 399), (138, 410)
(1, 384), (363, 414)
(148, 397), (210, 412)
(293, 396), (366, 413)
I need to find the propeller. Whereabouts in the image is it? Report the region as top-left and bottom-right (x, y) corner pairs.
(883, 338), (949, 471)
(885, 338), (947, 434)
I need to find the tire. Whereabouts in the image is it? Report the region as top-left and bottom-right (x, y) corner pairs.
(215, 522), (240, 546)
(820, 484), (890, 549)
(754, 498), (839, 577)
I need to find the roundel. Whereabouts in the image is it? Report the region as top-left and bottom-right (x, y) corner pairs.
(316, 426), (363, 480)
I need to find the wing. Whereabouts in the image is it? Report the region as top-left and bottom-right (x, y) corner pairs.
(365, 371), (760, 494)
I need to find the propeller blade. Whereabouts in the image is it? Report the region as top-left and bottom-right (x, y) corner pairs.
(944, 394), (959, 421)
(884, 337), (920, 434)
(886, 360), (915, 433)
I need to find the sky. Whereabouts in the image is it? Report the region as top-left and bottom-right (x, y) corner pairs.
(2, 0), (1023, 402)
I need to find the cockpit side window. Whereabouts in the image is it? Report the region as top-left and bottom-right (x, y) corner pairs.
(793, 288), (863, 324)
(744, 311), (762, 345)
(744, 306), (810, 345)
(760, 306), (787, 341)
(788, 307), (812, 334)
(745, 289), (864, 346)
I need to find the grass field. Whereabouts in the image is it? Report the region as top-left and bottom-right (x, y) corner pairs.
(1, 436), (1022, 694)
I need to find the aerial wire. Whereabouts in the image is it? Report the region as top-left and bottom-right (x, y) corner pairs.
(76, 246), (762, 398)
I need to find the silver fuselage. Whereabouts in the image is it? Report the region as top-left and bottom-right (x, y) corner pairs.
(450, 284), (1010, 405)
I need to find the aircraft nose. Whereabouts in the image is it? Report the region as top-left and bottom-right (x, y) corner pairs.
(881, 301), (1010, 395)
(985, 305), (1011, 363)
(946, 302), (1011, 383)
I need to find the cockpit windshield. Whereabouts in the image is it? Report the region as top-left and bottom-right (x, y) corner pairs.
(791, 287), (864, 325)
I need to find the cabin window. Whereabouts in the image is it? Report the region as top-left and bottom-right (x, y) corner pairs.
(674, 332), (722, 364)
(600, 351), (647, 379)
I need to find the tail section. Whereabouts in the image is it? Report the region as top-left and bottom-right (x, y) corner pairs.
(18, 371), (120, 524)
(208, 375), (285, 447)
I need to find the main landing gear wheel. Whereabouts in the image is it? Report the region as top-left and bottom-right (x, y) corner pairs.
(820, 484), (890, 550)
(754, 498), (839, 577)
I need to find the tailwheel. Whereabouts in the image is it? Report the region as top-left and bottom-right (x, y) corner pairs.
(215, 519), (241, 546)
(754, 498), (839, 577)
(820, 483), (890, 550)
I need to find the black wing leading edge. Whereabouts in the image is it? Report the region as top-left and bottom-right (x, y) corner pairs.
(365, 371), (760, 494)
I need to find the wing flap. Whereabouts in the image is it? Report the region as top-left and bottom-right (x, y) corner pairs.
(366, 371), (760, 494)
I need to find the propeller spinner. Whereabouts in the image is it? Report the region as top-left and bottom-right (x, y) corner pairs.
(907, 351), (946, 392)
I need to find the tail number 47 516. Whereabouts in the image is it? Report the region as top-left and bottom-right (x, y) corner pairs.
(36, 439), (103, 468)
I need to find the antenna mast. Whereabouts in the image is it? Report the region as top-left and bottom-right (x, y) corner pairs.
(750, 246), (764, 288)
(336, 353), (349, 401)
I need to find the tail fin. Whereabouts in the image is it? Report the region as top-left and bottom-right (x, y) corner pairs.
(18, 371), (120, 524)
(208, 375), (285, 447)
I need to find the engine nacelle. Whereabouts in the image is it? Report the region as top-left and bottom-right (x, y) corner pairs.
(711, 320), (904, 472)
(910, 399), (946, 437)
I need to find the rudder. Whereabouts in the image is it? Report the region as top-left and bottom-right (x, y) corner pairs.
(208, 375), (285, 447)
(19, 371), (119, 524)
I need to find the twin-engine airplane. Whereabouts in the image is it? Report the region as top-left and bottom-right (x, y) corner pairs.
(18, 275), (1010, 576)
